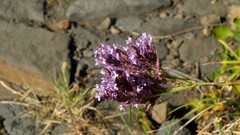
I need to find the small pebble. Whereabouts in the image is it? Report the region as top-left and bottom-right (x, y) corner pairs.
(50, 19), (71, 31)
(202, 26), (211, 36)
(159, 11), (168, 18)
(110, 26), (120, 35)
(97, 17), (111, 30)
(151, 102), (168, 124)
(174, 13), (185, 19)
(228, 5), (240, 29)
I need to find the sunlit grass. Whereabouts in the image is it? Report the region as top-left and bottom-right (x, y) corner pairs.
(0, 62), (112, 134)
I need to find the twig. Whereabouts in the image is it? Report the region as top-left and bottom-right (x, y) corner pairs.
(163, 67), (205, 94)
(197, 121), (214, 135)
(226, 118), (240, 131)
(0, 80), (23, 96)
(131, 24), (221, 40)
(0, 101), (29, 107)
(0, 80), (41, 107)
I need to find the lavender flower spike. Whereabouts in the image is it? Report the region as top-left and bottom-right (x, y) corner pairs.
(94, 33), (164, 110)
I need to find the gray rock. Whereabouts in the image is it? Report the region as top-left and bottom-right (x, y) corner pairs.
(75, 57), (95, 75)
(0, 104), (25, 122)
(51, 123), (71, 135)
(83, 47), (94, 58)
(156, 43), (169, 60)
(0, 104), (41, 135)
(151, 102), (168, 124)
(228, 0), (240, 4)
(73, 26), (102, 49)
(106, 34), (126, 46)
(177, 0), (225, 17)
(179, 36), (219, 62)
(183, 32), (195, 40)
(0, 20), (70, 79)
(136, 17), (197, 35)
(73, 26), (104, 85)
(201, 63), (221, 77)
(167, 89), (199, 107)
(116, 17), (144, 32)
(157, 119), (192, 135)
(45, 0), (73, 21)
(66, 0), (172, 21)
(0, 0), (44, 22)
(106, 34), (168, 59)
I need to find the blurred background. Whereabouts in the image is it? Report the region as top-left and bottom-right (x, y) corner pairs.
(0, 0), (239, 134)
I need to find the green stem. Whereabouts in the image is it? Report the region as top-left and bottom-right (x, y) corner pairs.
(221, 61), (240, 64)
(218, 39), (240, 61)
(195, 81), (240, 86)
(119, 110), (133, 135)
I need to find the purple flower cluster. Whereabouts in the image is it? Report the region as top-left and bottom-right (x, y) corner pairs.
(94, 33), (163, 111)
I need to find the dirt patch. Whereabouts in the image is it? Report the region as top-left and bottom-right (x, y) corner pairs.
(0, 60), (54, 98)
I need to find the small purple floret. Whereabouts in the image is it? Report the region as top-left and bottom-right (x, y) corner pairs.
(94, 33), (163, 110)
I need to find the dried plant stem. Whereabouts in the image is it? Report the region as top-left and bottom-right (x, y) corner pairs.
(0, 101), (29, 106)
(0, 80), (41, 107)
(173, 105), (214, 135)
(131, 24), (221, 40)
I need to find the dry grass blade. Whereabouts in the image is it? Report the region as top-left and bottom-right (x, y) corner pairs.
(0, 80), (41, 107)
(0, 101), (29, 107)
(173, 105), (214, 135)
(226, 118), (240, 131)
(0, 76), (113, 134)
(197, 120), (214, 134)
(39, 122), (52, 135)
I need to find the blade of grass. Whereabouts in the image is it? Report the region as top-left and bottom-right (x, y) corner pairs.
(218, 40), (240, 61)
(118, 110), (133, 135)
(173, 105), (214, 135)
(221, 60), (240, 64)
(167, 85), (196, 93)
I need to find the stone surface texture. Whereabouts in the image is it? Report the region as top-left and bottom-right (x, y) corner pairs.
(0, 0), (44, 22)
(66, 0), (172, 20)
(0, 20), (70, 79)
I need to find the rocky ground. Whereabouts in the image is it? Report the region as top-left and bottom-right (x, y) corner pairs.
(0, 0), (240, 134)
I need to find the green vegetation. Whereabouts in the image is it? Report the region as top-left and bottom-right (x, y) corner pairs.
(119, 17), (240, 135)
(187, 17), (240, 134)
(2, 62), (111, 134)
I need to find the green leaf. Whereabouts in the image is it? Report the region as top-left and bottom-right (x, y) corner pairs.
(234, 18), (240, 30)
(233, 31), (240, 42)
(236, 81), (240, 93)
(210, 70), (221, 81)
(213, 27), (234, 40)
(236, 48), (240, 56)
